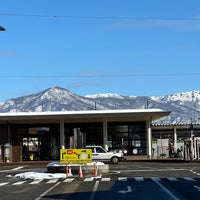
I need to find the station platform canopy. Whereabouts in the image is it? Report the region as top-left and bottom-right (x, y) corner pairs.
(0, 109), (171, 124)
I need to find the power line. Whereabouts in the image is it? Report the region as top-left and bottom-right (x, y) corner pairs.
(0, 72), (200, 78)
(0, 13), (199, 21)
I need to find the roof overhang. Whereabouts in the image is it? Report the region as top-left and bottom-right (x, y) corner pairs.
(0, 109), (171, 124)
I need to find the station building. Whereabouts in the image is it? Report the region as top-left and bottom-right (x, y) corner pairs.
(0, 109), (172, 162)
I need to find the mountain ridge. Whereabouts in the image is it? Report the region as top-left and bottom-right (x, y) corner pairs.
(0, 86), (199, 124)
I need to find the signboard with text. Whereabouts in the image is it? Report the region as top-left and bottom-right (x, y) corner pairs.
(60, 149), (92, 164)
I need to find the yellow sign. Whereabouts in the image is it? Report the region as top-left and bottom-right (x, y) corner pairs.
(60, 149), (92, 164)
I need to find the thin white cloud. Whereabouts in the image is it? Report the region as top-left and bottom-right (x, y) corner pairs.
(67, 82), (101, 90)
(77, 69), (103, 77)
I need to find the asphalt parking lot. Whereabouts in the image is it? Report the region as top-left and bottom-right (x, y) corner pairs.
(0, 161), (200, 200)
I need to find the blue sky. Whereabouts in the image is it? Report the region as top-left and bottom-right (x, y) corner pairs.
(1, 0), (200, 101)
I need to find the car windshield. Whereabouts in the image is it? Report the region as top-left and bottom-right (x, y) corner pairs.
(96, 147), (106, 153)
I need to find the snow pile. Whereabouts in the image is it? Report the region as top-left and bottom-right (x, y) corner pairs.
(85, 161), (105, 166)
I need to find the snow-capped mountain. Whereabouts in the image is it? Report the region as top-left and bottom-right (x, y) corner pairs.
(0, 86), (200, 124)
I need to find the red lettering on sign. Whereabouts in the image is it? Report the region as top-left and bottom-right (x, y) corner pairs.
(67, 150), (73, 154)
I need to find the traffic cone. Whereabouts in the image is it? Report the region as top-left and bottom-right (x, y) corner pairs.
(66, 165), (68, 178)
(94, 161), (97, 177)
(79, 166), (83, 178)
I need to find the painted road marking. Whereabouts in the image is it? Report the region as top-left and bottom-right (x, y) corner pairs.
(12, 181), (26, 185)
(118, 177), (127, 181)
(35, 182), (61, 200)
(151, 177), (161, 181)
(0, 176), (198, 187)
(101, 178), (111, 181)
(135, 177), (144, 181)
(153, 179), (180, 200)
(194, 185), (200, 191)
(0, 182), (9, 187)
(89, 181), (99, 200)
(167, 177), (178, 181)
(63, 178), (74, 182)
(84, 177), (94, 182)
(183, 177), (196, 181)
(47, 179), (59, 184)
(118, 186), (132, 194)
(11, 166), (25, 171)
(30, 179), (44, 184)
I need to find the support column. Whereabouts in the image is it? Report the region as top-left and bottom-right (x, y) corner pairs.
(60, 119), (65, 149)
(103, 119), (108, 150)
(7, 124), (12, 162)
(147, 120), (152, 159)
(174, 126), (177, 151)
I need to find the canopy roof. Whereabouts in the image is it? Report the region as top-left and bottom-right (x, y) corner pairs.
(0, 109), (170, 124)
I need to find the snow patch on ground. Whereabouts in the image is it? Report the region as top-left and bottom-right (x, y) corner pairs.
(14, 172), (66, 180)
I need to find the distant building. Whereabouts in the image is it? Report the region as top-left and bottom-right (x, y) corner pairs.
(152, 123), (200, 159)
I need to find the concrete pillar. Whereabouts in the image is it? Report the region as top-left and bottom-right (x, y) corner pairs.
(103, 119), (108, 150)
(60, 119), (65, 149)
(7, 124), (12, 162)
(147, 120), (152, 158)
(174, 126), (177, 151)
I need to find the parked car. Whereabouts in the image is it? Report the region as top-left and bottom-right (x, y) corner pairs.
(85, 145), (124, 164)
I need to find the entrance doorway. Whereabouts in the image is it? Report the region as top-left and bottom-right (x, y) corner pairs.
(22, 137), (40, 161)
(21, 126), (60, 161)
(22, 135), (59, 161)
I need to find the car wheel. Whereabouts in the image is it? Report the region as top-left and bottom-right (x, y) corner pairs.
(111, 156), (119, 164)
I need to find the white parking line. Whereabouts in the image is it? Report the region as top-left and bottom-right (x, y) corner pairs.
(35, 182), (61, 200)
(153, 179), (180, 200)
(89, 181), (99, 200)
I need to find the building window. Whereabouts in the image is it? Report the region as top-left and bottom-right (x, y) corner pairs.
(108, 122), (146, 155)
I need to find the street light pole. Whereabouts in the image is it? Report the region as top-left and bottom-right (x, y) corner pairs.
(0, 26), (5, 31)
